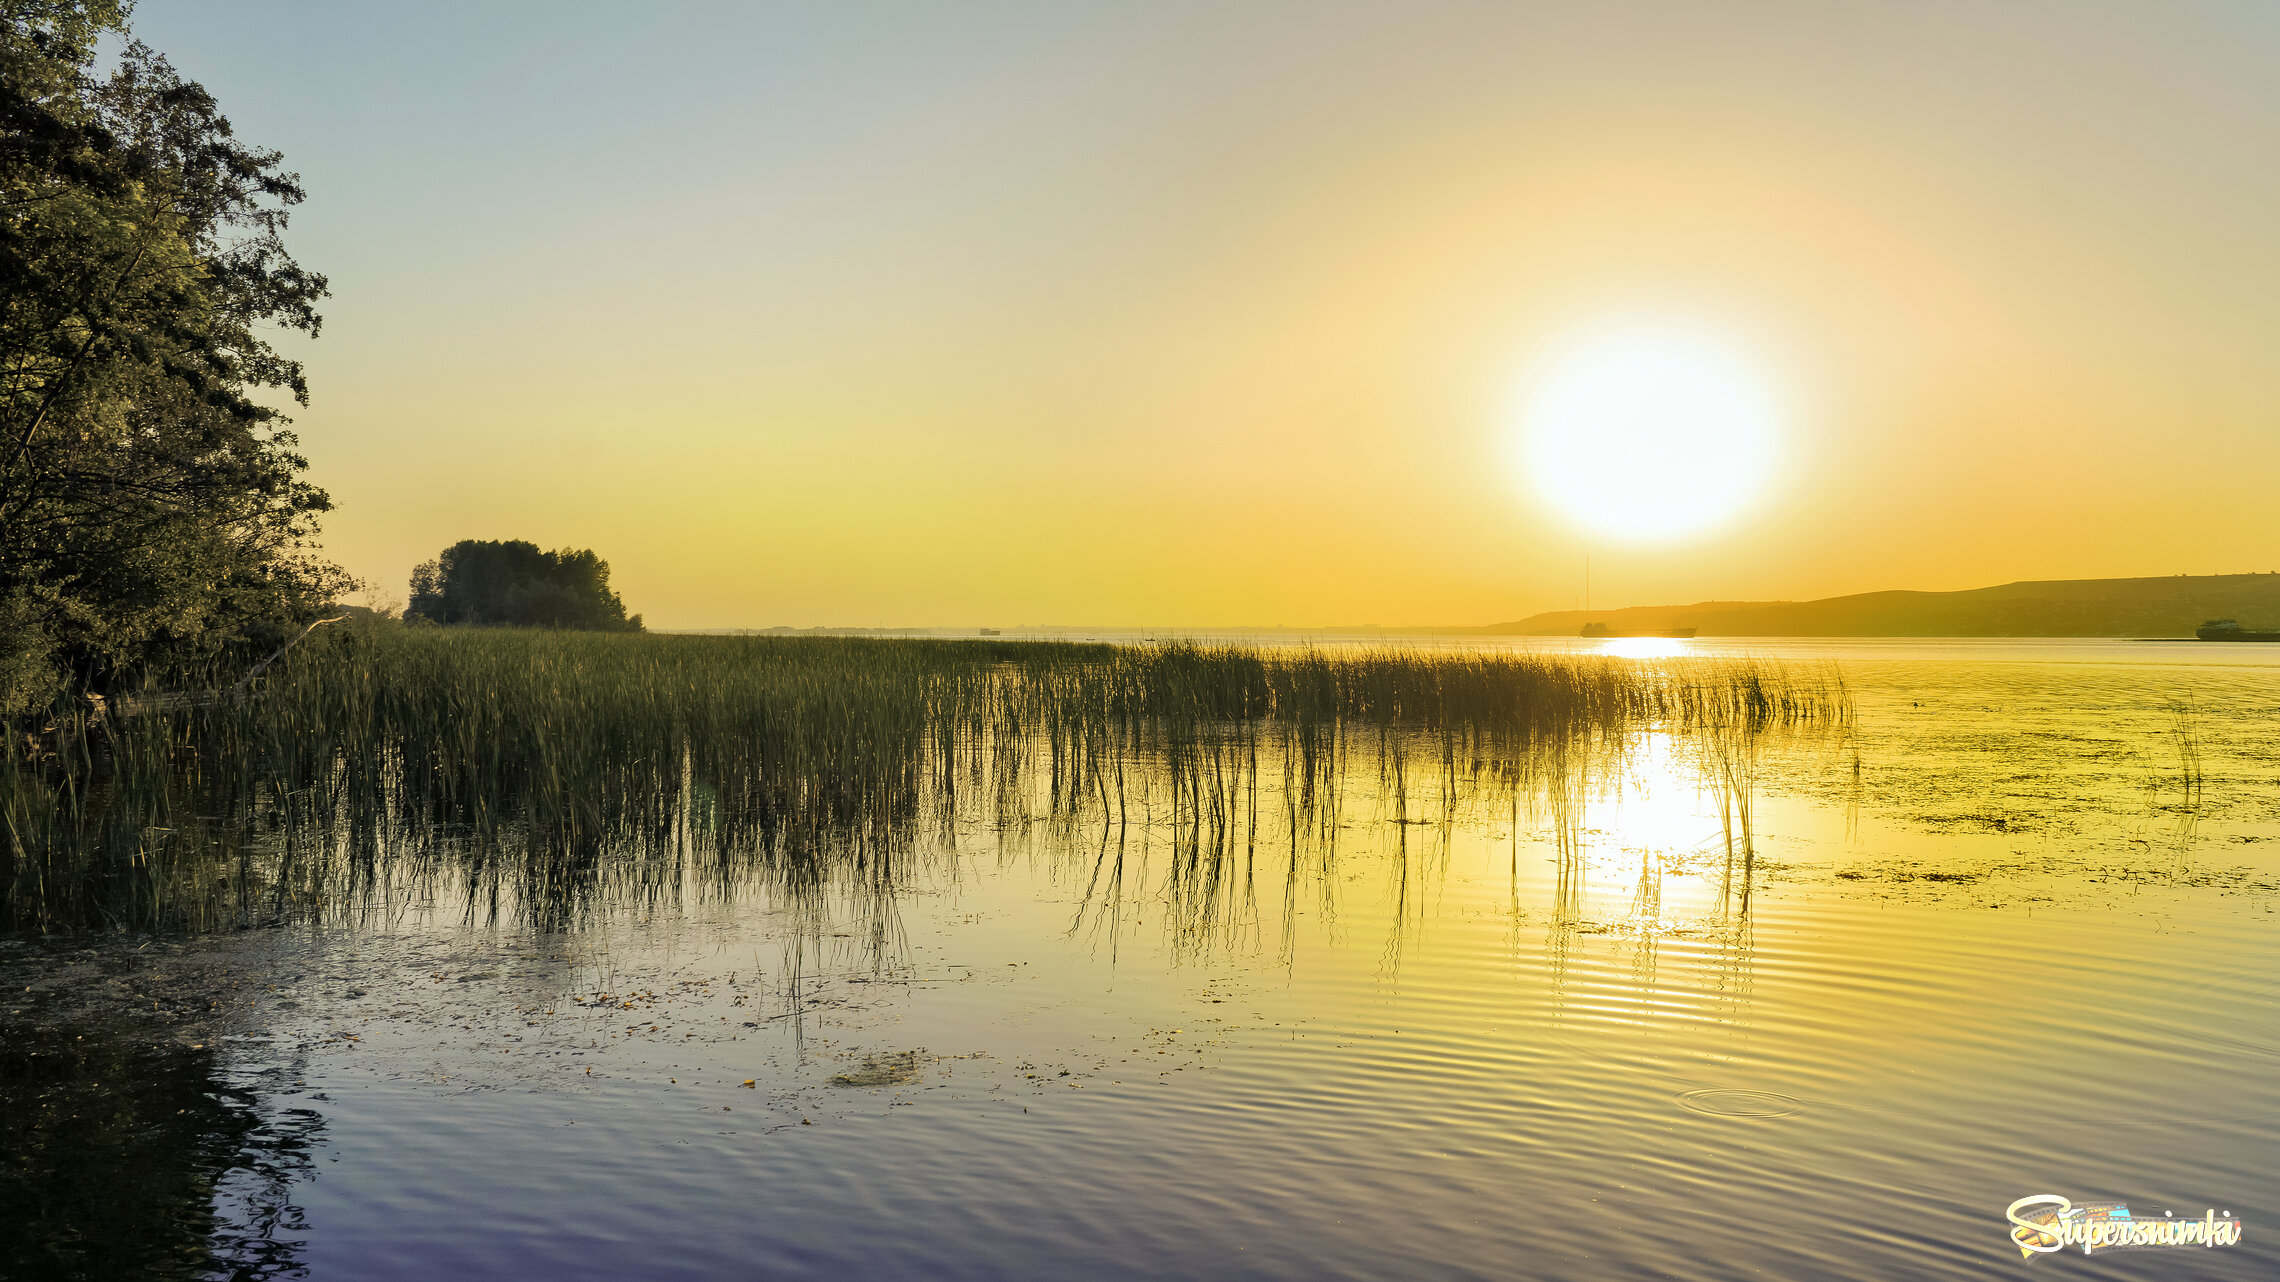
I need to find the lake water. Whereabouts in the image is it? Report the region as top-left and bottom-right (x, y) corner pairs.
(7, 638), (2276, 1278)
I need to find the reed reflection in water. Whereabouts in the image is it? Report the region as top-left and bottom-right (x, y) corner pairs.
(4, 631), (1846, 956)
(0, 631), (1849, 1279)
(15, 636), (2280, 1280)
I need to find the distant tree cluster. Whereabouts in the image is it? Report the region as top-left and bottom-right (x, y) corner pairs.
(406, 540), (641, 631)
(0, 1), (344, 707)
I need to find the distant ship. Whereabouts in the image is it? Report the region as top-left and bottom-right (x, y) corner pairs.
(2197, 619), (2280, 642)
(1579, 624), (1698, 639)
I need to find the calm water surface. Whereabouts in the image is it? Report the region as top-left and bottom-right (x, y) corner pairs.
(8, 638), (2277, 1278)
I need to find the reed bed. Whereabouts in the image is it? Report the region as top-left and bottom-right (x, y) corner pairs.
(1, 627), (1848, 933)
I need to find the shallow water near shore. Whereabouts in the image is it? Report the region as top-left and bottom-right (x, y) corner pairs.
(7, 638), (2277, 1279)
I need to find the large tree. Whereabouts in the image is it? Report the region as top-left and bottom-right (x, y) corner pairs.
(407, 540), (642, 632)
(0, 0), (343, 706)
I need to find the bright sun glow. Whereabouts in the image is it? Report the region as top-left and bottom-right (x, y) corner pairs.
(1513, 319), (1784, 542)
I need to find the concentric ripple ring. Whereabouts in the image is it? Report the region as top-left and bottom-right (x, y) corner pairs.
(1677, 1088), (1804, 1118)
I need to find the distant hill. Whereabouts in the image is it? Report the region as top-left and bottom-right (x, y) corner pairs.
(1489, 573), (2280, 638)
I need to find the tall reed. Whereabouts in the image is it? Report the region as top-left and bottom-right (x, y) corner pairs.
(1, 627), (1848, 933)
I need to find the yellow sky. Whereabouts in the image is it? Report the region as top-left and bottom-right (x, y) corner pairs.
(146, 1), (2280, 627)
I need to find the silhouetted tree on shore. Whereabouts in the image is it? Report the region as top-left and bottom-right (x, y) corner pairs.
(0, 1), (344, 708)
(406, 540), (642, 631)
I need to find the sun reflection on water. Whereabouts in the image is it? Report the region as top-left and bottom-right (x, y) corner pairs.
(1596, 637), (1694, 659)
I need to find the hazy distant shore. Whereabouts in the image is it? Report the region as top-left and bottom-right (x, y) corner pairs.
(670, 572), (2280, 640)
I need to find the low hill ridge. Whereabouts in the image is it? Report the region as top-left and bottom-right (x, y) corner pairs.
(1490, 573), (2280, 638)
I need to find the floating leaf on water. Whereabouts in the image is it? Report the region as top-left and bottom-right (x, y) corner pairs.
(828, 1051), (921, 1088)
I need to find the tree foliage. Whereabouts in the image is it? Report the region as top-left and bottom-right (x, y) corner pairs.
(406, 540), (642, 632)
(0, 0), (345, 706)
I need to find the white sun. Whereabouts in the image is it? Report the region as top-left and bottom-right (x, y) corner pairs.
(1512, 319), (1784, 542)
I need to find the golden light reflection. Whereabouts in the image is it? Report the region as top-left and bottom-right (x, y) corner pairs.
(1543, 731), (1765, 1057)
(1596, 637), (1694, 660)
(1581, 733), (1737, 932)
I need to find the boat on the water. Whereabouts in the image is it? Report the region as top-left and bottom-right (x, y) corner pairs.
(2197, 619), (2280, 642)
